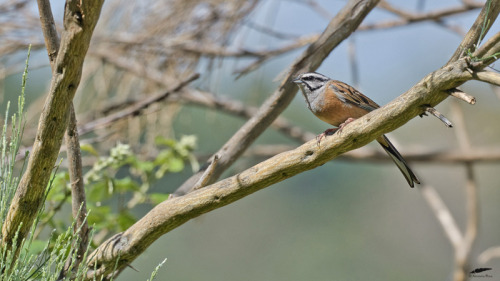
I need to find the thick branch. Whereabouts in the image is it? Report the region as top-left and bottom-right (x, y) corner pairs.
(1, 0), (104, 254)
(37, 0), (91, 273)
(87, 55), (481, 279)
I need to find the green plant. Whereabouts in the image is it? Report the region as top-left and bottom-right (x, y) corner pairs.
(41, 135), (198, 246)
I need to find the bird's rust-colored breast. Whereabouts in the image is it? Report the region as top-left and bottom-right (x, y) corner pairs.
(313, 88), (372, 127)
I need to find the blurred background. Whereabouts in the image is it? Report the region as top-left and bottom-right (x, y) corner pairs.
(1, 0), (500, 280)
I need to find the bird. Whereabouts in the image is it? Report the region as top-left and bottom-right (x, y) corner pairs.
(293, 72), (420, 188)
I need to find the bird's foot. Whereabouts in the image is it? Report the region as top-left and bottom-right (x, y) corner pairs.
(316, 128), (338, 146)
(337, 117), (356, 134)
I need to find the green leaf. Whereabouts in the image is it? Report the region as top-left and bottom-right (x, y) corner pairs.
(113, 177), (140, 192)
(167, 157), (184, 173)
(88, 205), (112, 225)
(88, 180), (112, 201)
(133, 159), (155, 173)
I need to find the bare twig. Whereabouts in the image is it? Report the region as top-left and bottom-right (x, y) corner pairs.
(424, 107), (453, 127)
(192, 155), (220, 191)
(448, 88), (476, 104)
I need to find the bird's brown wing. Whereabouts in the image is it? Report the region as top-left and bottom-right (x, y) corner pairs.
(330, 80), (380, 112)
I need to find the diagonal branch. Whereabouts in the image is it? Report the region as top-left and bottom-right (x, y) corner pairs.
(86, 54), (499, 281)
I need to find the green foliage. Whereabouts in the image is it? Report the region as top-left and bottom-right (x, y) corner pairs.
(1, 45), (178, 281)
(43, 135), (198, 245)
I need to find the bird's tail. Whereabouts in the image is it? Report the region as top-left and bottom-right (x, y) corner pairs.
(376, 135), (420, 188)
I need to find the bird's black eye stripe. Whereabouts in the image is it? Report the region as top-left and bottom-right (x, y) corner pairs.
(301, 75), (328, 82)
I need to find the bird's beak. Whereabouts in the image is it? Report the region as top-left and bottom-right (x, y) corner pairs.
(293, 77), (302, 84)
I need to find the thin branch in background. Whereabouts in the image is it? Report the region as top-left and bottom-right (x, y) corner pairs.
(420, 185), (463, 248)
(284, 0), (333, 20)
(176, 89), (316, 143)
(79, 73), (199, 135)
(348, 36), (360, 88)
(246, 144), (500, 163)
(304, 0), (334, 20)
(361, 2), (484, 31)
(64, 107), (90, 273)
(493, 84), (500, 100)
(478, 246), (500, 264)
(449, 98), (478, 281)
(450, 100), (472, 149)
(234, 35), (319, 77)
(243, 21), (300, 40)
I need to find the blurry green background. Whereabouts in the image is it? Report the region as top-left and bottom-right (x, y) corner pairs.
(2, 0), (500, 280)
